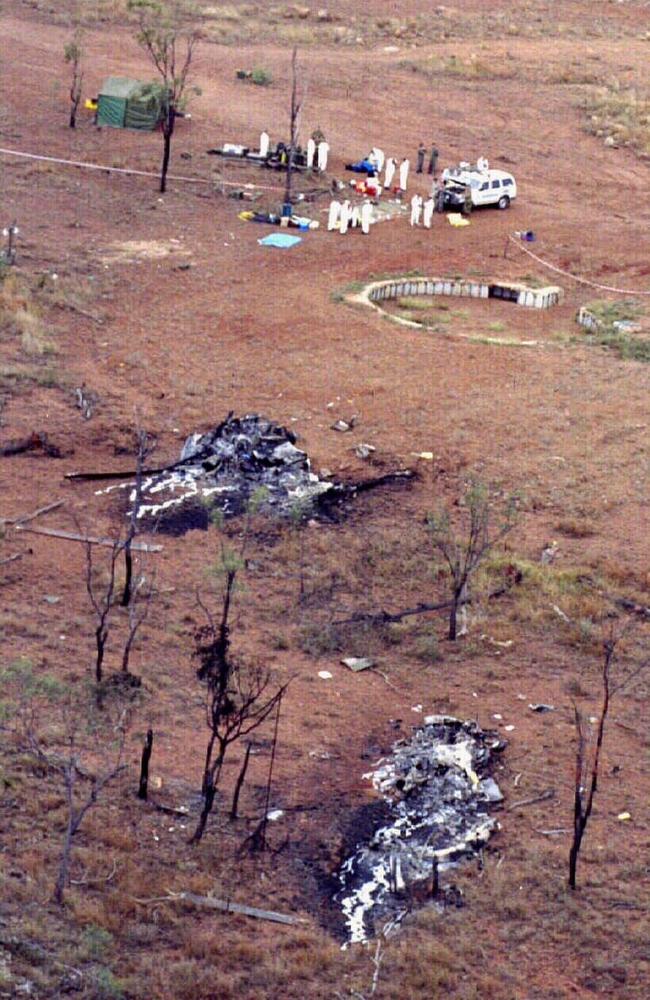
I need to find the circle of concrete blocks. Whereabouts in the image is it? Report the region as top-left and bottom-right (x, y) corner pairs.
(354, 276), (563, 327)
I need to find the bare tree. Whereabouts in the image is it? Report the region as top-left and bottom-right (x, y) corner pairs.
(427, 481), (517, 640)
(129, 0), (201, 193)
(137, 728), (154, 800)
(120, 569), (154, 674)
(568, 631), (647, 889)
(85, 536), (121, 688)
(122, 428), (155, 607)
(0, 660), (127, 906)
(64, 31), (84, 129)
(53, 731), (126, 905)
(283, 47), (305, 209)
(190, 605), (287, 844)
(189, 497), (286, 843)
(84, 524), (155, 694)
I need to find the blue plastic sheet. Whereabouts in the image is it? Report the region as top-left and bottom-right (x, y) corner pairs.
(258, 233), (302, 249)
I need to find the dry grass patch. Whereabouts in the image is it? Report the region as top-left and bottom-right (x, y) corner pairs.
(583, 82), (650, 156)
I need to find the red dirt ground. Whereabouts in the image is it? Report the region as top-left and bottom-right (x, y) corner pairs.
(1, 2), (648, 998)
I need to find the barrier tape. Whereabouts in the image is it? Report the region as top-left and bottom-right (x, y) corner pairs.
(508, 235), (650, 297)
(0, 145), (288, 193)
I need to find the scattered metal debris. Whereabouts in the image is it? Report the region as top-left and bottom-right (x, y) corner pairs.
(331, 416), (357, 433)
(528, 703), (555, 713)
(341, 657), (375, 672)
(336, 716), (505, 944)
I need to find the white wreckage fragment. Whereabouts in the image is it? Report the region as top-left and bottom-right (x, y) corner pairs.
(337, 716), (505, 944)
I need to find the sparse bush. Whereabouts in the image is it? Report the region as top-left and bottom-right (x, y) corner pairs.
(251, 66), (272, 86)
(582, 82), (650, 156)
(415, 630), (442, 663)
(81, 925), (114, 961)
(91, 967), (126, 1000)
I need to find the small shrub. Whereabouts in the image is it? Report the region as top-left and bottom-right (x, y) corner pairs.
(251, 66), (272, 86)
(556, 517), (597, 538)
(298, 622), (342, 656)
(91, 967), (125, 1000)
(81, 925), (114, 961)
(415, 631), (442, 663)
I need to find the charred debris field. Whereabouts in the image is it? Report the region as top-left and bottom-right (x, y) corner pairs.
(81, 413), (415, 534)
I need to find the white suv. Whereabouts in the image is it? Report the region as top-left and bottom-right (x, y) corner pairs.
(441, 164), (517, 210)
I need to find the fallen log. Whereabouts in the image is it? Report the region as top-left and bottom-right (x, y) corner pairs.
(507, 789), (555, 812)
(13, 525), (162, 552)
(0, 432), (61, 458)
(347, 469), (416, 493)
(133, 891), (305, 925)
(0, 552), (24, 566)
(332, 579), (518, 628)
(334, 599), (453, 627)
(3, 499), (64, 525)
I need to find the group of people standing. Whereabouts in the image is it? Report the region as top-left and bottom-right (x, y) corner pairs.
(258, 129), (330, 171)
(327, 199), (373, 235)
(416, 143), (439, 177)
(409, 193), (435, 228)
(256, 125), (445, 233)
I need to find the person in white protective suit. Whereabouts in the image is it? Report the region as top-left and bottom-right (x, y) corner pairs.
(307, 137), (316, 169)
(371, 147), (385, 173)
(384, 157), (396, 190)
(410, 194), (423, 226)
(327, 200), (341, 231)
(339, 200), (351, 235)
(259, 130), (270, 157)
(399, 157), (410, 191)
(422, 196), (434, 228)
(317, 140), (330, 172)
(360, 200), (373, 235)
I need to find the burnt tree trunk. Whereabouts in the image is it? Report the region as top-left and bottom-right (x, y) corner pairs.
(448, 594), (459, 641)
(137, 729), (154, 801)
(190, 779), (216, 844)
(160, 107), (175, 194)
(122, 546), (133, 608)
(95, 623), (107, 684)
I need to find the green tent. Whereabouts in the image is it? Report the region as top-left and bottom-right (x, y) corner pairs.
(97, 77), (166, 131)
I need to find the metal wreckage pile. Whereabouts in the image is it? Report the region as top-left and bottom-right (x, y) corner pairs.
(121, 413), (411, 533)
(336, 716), (506, 944)
(130, 414), (335, 530)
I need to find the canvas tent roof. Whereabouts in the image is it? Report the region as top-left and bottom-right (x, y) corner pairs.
(97, 77), (166, 131)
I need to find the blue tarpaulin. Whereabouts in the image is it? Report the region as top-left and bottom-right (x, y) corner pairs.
(258, 233), (302, 249)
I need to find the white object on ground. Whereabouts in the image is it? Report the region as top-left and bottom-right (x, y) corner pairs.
(318, 670), (333, 679)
